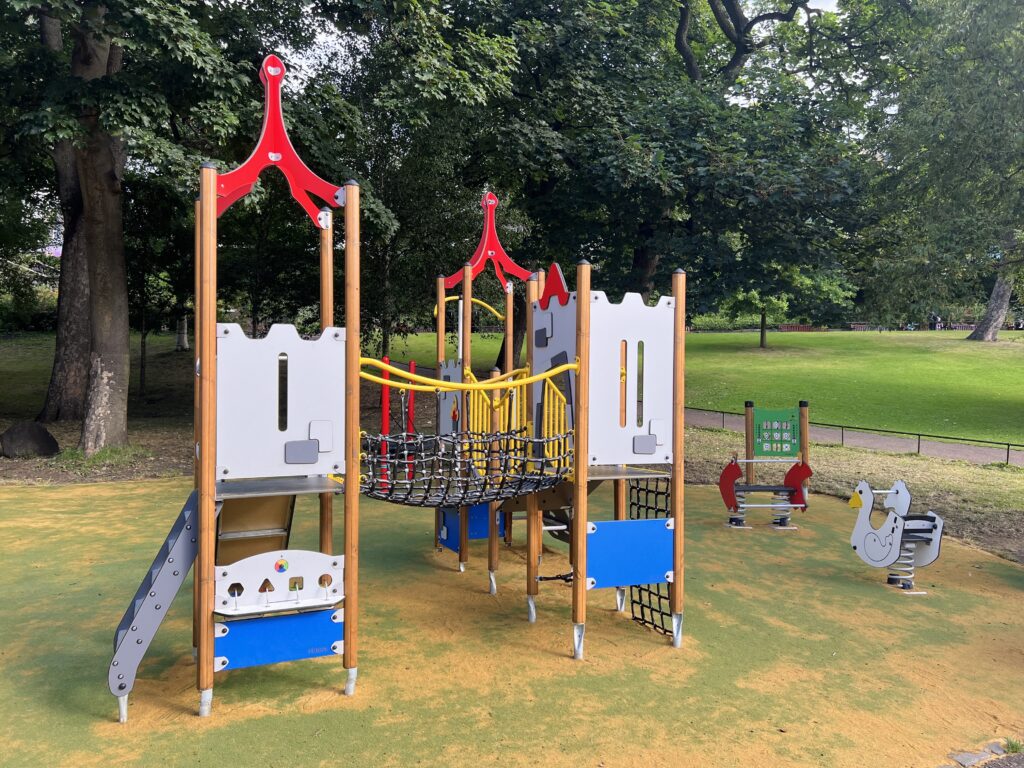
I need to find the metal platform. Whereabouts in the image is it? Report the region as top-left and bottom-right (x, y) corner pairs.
(215, 475), (344, 501)
(588, 464), (672, 481)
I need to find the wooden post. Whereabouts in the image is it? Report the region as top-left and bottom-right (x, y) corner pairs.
(487, 367), (501, 593)
(196, 164), (218, 715)
(435, 275), (446, 551)
(744, 400), (755, 484)
(670, 270), (686, 647)
(319, 207), (334, 555)
(614, 480), (626, 521)
(459, 264), (472, 571)
(503, 284), (514, 545)
(343, 181), (360, 694)
(525, 275), (541, 617)
(799, 400), (810, 492)
(571, 261), (591, 659)
(192, 198), (201, 651)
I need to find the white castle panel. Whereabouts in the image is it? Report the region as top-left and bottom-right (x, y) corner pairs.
(216, 324), (346, 480)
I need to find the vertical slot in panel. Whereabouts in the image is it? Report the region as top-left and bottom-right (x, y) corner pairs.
(636, 340), (644, 427)
(277, 353), (288, 431)
(619, 340), (627, 428)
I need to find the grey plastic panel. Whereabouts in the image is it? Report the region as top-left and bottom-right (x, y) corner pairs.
(216, 324), (345, 479)
(437, 360), (463, 436)
(587, 292), (675, 466)
(284, 439), (319, 464)
(530, 295), (577, 440)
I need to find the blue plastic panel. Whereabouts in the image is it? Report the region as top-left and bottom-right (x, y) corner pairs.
(586, 518), (673, 590)
(215, 608), (342, 671)
(438, 504), (504, 553)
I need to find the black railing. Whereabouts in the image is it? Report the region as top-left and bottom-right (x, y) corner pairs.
(687, 407), (1024, 465)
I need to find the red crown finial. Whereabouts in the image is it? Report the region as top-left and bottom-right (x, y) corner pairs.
(215, 54), (342, 227)
(444, 192), (531, 290)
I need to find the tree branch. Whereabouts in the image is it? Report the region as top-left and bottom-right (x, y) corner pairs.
(675, 2), (702, 82)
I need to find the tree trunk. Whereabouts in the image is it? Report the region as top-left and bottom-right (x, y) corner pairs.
(37, 12), (90, 423)
(967, 269), (1014, 342)
(74, 26), (130, 454)
(494, 291), (527, 370)
(38, 141), (91, 422)
(175, 315), (189, 351)
(628, 220), (660, 300)
(759, 308), (768, 349)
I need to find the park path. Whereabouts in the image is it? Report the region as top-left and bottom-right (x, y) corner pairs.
(686, 408), (1024, 467)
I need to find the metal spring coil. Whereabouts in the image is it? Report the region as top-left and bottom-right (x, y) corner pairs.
(887, 540), (916, 589)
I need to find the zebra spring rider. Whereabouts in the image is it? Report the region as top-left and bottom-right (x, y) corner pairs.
(849, 480), (944, 593)
(718, 456), (812, 529)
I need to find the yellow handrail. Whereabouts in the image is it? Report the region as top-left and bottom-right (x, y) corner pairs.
(432, 295), (504, 321)
(359, 357), (577, 392)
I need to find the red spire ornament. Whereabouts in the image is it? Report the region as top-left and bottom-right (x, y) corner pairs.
(216, 55), (343, 227)
(444, 192), (532, 290)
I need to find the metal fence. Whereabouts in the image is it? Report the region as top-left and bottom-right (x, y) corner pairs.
(685, 407), (1024, 467)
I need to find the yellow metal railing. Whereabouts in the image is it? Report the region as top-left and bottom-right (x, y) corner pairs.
(541, 377), (572, 474)
(432, 295), (505, 321)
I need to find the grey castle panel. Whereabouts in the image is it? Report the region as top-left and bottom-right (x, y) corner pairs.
(216, 324), (346, 479)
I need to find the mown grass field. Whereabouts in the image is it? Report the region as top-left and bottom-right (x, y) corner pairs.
(1, 479), (1021, 767)
(390, 330), (1024, 444)
(5, 329), (1023, 443)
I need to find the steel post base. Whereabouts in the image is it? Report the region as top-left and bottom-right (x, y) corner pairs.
(615, 587), (626, 612)
(672, 612), (684, 648)
(198, 688), (213, 717)
(572, 623), (585, 660)
(527, 595), (537, 623)
(488, 570), (497, 595)
(344, 667), (358, 696)
(117, 694), (128, 724)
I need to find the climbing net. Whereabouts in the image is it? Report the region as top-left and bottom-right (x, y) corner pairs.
(361, 430), (572, 507)
(357, 357), (576, 507)
(628, 477), (674, 636)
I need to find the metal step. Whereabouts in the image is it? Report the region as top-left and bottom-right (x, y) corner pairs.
(108, 492), (213, 704)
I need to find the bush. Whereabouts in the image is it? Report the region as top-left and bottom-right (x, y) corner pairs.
(0, 287), (57, 332)
(690, 310), (789, 331)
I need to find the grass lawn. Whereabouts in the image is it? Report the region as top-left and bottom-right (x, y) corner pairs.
(4, 329), (1022, 443)
(1, 479), (1021, 767)
(684, 330), (1024, 444)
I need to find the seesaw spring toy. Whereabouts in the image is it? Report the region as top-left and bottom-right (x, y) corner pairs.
(717, 401), (812, 529)
(849, 480), (944, 593)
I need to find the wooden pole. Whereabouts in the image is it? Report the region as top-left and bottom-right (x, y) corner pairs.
(614, 480), (626, 521)
(459, 264), (472, 571)
(192, 198), (201, 651)
(799, 400), (810, 492)
(525, 275), (541, 616)
(571, 261), (591, 659)
(487, 367), (501, 593)
(435, 275), (446, 551)
(319, 207), (334, 555)
(503, 284), (515, 545)
(670, 270), (686, 646)
(196, 164), (218, 715)
(744, 400), (755, 484)
(343, 181), (360, 693)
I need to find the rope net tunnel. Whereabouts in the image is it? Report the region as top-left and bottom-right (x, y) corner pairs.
(358, 358), (576, 507)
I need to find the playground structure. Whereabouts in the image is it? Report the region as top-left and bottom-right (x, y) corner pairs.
(849, 480), (944, 593)
(107, 54), (687, 722)
(717, 401), (812, 528)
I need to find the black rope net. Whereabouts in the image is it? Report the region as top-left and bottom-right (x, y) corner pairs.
(360, 430), (572, 507)
(628, 477), (674, 636)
